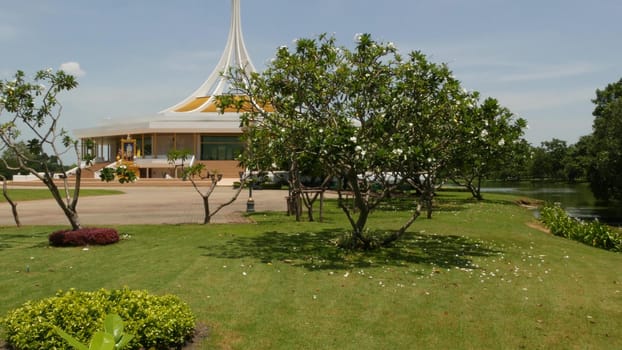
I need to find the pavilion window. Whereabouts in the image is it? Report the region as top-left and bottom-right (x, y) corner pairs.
(176, 134), (194, 153)
(200, 136), (243, 161)
(136, 137), (142, 156)
(143, 135), (152, 156)
(156, 134), (174, 156)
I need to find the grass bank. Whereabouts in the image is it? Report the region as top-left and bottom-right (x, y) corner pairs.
(1, 192), (621, 349)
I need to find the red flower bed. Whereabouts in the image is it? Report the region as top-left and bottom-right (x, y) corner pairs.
(49, 227), (120, 247)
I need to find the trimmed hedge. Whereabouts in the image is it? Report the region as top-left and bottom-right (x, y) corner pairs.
(1, 288), (196, 350)
(49, 227), (120, 246)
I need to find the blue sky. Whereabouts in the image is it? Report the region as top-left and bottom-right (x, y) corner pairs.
(1, 0), (621, 145)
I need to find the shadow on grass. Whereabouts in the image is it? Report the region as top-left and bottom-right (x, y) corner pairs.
(373, 194), (494, 214)
(0, 230), (51, 250)
(199, 229), (503, 272)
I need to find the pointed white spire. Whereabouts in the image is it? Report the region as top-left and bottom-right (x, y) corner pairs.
(161, 0), (255, 114)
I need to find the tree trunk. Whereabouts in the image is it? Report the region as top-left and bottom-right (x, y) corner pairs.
(305, 198), (315, 222)
(383, 203), (422, 246)
(65, 211), (82, 231)
(188, 173), (246, 224)
(300, 177), (331, 222)
(1, 176), (20, 227)
(9, 199), (20, 227)
(474, 175), (483, 200)
(468, 185), (483, 200)
(463, 173), (483, 200)
(422, 189), (433, 219)
(43, 174), (82, 230)
(203, 196), (211, 224)
(353, 205), (372, 249)
(301, 190), (322, 222)
(207, 179), (246, 223)
(421, 175), (435, 219)
(288, 164), (303, 221)
(466, 180), (483, 200)
(426, 199), (433, 219)
(346, 173), (373, 249)
(319, 190), (324, 222)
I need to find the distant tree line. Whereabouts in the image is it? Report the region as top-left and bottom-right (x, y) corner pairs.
(493, 78), (622, 203)
(510, 137), (590, 183)
(1, 140), (67, 178)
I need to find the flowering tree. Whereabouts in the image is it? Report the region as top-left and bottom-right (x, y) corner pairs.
(0, 69), (91, 230)
(450, 97), (529, 200)
(225, 34), (478, 248)
(220, 36), (339, 222)
(385, 51), (473, 219)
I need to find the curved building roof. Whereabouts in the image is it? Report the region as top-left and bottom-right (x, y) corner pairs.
(160, 0), (255, 115)
(74, 0), (257, 139)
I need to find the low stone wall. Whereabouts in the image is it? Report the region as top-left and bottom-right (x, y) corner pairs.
(12, 174), (41, 182)
(12, 173), (68, 182)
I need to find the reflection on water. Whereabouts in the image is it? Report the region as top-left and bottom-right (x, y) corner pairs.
(481, 182), (622, 225)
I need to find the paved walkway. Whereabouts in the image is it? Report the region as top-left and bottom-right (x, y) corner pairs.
(0, 183), (293, 226)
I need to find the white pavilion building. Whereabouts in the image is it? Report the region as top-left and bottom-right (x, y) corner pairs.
(74, 0), (256, 179)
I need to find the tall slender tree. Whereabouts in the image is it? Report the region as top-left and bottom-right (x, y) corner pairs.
(0, 69), (91, 230)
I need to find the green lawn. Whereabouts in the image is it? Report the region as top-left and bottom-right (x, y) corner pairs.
(0, 188), (123, 202)
(1, 192), (621, 349)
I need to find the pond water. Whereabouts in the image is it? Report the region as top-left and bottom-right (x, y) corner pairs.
(481, 181), (622, 226)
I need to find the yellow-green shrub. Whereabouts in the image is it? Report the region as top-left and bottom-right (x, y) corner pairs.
(1, 288), (195, 350)
(540, 203), (622, 251)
